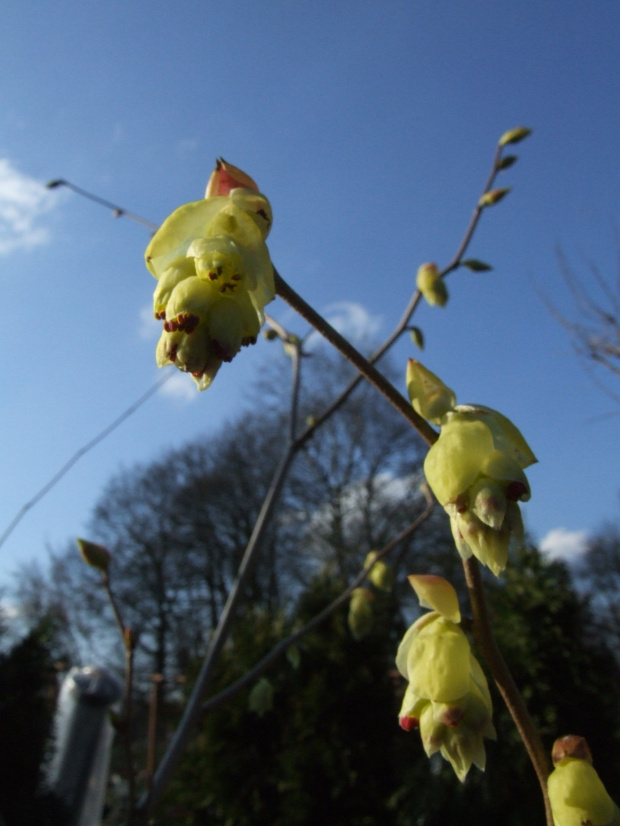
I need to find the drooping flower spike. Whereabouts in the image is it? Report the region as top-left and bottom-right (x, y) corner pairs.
(145, 160), (275, 390)
(407, 360), (536, 576)
(396, 575), (496, 782)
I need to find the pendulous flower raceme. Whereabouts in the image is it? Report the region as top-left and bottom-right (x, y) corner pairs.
(145, 160), (275, 390)
(407, 360), (536, 576)
(396, 575), (496, 782)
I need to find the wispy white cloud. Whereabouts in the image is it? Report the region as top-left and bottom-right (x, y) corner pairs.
(540, 527), (589, 561)
(158, 370), (197, 402)
(306, 301), (383, 350)
(0, 159), (61, 256)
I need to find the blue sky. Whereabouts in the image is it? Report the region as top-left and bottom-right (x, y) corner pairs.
(1, 0), (620, 584)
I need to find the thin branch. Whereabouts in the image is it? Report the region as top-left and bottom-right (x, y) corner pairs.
(136, 336), (304, 815)
(46, 179), (160, 231)
(0, 372), (173, 551)
(463, 556), (553, 826)
(199, 486), (435, 715)
(287, 137), (510, 450)
(441, 142), (503, 278)
(101, 572), (138, 814)
(274, 268), (439, 447)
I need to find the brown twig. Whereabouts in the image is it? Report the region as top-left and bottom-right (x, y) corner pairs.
(463, 556), (553, 826)
(199, 485), (435, 715)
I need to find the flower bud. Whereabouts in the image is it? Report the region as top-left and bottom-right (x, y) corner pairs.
(364, 552), (394, 592)
(548, 736), (619, 826)
(416, 263), (448, 307)
(205, 157), (260, 198)
(348, 587), (375, 640)
(406, 359), (456, 425)
(479, 188), (511, 207)
(76, 538), (111, 573)
(145, 163), (274, 390)
(498, 126), (532, 147)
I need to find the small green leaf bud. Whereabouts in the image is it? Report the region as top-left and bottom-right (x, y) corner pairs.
(416, 263), (448, 307)
(76, 538), (111, 573)
(248, 677), (274, 717)
(406, 359), (456, 425)
(263, 328), (278, 340)
(461, 259), (493, 272)
(498, 126), (532, 147)
(410, 326), (425, 350)
(478, 188), (511, 207)
(496, 155), (518, 170)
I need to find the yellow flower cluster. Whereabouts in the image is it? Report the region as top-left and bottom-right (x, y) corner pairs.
(145, 160), (274, 390)
(407, 360), (536, 576)
(397, 575), (496, 782)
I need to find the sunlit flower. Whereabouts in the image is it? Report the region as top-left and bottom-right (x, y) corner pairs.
(548, 736), (620, 826)
(407, 361), (536, 576)
(396, 575), (495, 781)
(145, 160), (274, 390)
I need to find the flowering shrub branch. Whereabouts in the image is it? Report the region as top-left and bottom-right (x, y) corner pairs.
(62, 125), (619, 826)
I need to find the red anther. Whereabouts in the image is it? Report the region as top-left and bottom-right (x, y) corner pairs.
(183, 314), (199, 334)
(168, 344), (178, 363)
(399, 716), (419, 732)
(208, 270), (218, 281)
(241, 336), (257, 348)
(505, 481), (528, 501)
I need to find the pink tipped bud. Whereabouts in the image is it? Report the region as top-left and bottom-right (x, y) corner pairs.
(205, 158), (260, 198)
(399, 715), (419, 732)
